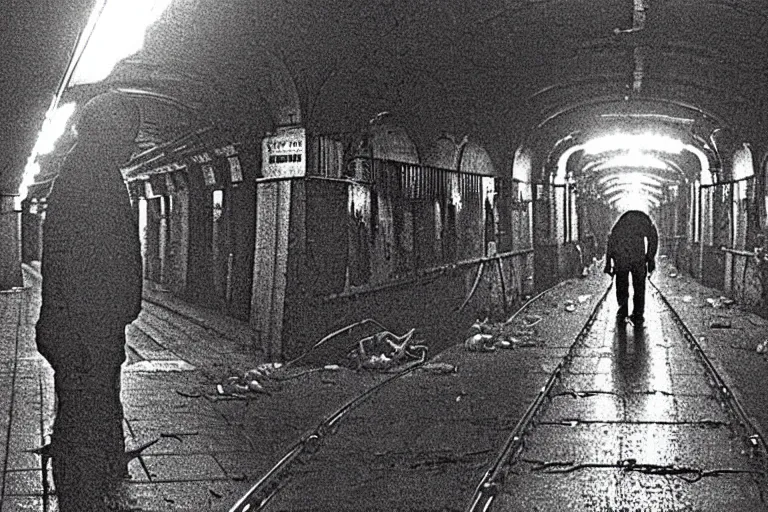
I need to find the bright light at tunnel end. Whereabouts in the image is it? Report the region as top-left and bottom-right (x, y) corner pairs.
(583, 132), (685, 155)
(575, 132), (689, 215)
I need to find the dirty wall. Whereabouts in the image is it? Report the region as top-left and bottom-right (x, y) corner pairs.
(279, 162), (534, 360)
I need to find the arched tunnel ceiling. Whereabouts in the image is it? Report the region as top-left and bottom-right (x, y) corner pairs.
(8, 0), (768, 194)
(74, 1), (768, 143)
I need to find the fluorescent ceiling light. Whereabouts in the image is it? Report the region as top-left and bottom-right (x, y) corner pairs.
(18, 102), (77, 200)
(70, 0), (173, 86)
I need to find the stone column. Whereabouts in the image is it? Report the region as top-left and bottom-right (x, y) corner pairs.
(0, 194), (23, 290)
(250, 179), (292, 361)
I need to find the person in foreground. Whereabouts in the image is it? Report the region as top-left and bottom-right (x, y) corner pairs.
(35, 92), (142, 511)
(603, 209), (658, 324)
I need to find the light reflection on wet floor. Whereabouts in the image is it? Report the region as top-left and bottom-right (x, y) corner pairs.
(497, 289), (768, 512)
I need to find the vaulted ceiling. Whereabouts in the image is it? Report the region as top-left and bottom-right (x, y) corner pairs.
(6, 1), (768, 208)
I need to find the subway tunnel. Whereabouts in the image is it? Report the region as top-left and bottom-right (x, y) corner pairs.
(3, 1), (768, 510)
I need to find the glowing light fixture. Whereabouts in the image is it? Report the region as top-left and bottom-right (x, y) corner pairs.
(598, 172), (663, 189)
(18, 0), (172, 201)
(610, 193), (658, 213)
(583, 133), (685, 155)
(70, 0), (173, 86)
(18, 102), (77, 200)
(593, 152), (669, 172)
(603, 184), (662, 198)
(600, 171), (665, 213)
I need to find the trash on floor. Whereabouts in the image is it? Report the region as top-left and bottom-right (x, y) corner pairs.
(493, 339), (512, 349)
(467, 318), (495, 336)
(465, 333), (496, 352)
(706, 296), (735, 309)
(348, 328), (428, 371)
(464, 319), (497, 352)
(465, 316), (542, 351)
(564, 300), (577, 313)
(757, 340), (768, 353)
(523, 314), (543, 327)
(577, 294), (592, 304)
(217, 362), (285, 397)
(495, 336), (538, 349)
(418, 362), (458, 374)
(709, 319), (732, 329)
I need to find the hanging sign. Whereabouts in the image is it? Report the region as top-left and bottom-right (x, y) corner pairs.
(262, 127), (306, 178)
(228, 156), (243, 183)
(202, 164), (217, 186)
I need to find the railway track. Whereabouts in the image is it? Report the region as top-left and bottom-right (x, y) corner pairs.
(228, 281), (575, 512)
(228, 279), (579, 512)
(468, 280), (768, 511)
(229, 278), (768, 511)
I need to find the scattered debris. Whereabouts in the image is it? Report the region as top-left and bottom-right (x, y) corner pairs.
(175, 390), (202, 398)
(465, 333), (496, 352)
(467, 318), (494, 336)
(577, 294), (592, 304)
(464, 319), (497, 352)
(523, 314), (543, 327)
(757, 340), (768, 354)
(464, 316), (543, 351)
(349, 328), (428, 371)
(418, 362), (458, 374)
(709, 319), (732, 329)
(705, 296), (735, 309)
(217, 362), (285, 397)
(669, 272), (678, 278)
(564, 301), (577, 313)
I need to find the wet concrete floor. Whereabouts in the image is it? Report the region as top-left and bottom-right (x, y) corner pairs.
(496, 289), (767, 511)
(250, 284), (768, 512)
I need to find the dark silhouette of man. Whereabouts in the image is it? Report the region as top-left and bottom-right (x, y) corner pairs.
(603, 210), (658, 323)
(35, 92), (142, 510)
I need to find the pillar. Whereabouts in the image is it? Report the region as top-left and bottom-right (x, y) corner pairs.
(0, 194), (23, 290)
(250, 180), (292, 361)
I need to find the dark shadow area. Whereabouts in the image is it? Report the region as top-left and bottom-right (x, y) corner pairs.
(614, 320), (650, 392)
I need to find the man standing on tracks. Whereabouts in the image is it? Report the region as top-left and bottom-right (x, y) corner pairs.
(603, 210), (658, 324)
(35, 92), (142, 510)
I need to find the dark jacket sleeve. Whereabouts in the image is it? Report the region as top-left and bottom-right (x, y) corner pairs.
(645, 218), (658, 261)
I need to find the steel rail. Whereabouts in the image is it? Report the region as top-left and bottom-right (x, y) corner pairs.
(649, 279), (768, 463)
(228, 277), (571, 512)
(466, 277), (768, 512)
(466, 279), (614, 512)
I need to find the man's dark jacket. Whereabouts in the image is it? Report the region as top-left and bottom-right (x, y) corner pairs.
(38, 143), (142, 333)
(605, 210), (658, 272)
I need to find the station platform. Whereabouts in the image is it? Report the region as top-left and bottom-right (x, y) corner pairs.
(0, 258), (767, 511)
